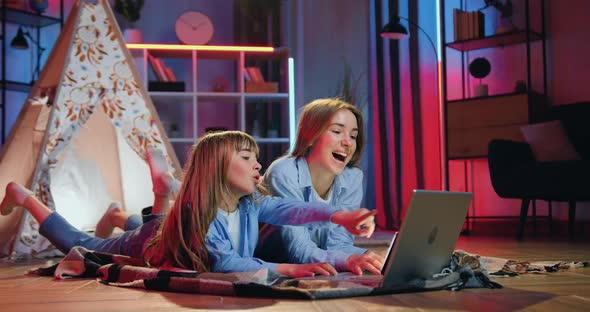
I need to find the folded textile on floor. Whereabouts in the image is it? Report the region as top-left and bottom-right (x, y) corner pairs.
(454, 249), (589, 277)
(29, 246), (505, 299)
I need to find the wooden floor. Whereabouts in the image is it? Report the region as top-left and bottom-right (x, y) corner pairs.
(1, 229), (589, 311)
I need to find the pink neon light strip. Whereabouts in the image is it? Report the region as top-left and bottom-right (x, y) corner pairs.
(126, 43), (275, 52)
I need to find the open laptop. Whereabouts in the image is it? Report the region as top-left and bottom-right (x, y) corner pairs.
(299, 189), (472, 288)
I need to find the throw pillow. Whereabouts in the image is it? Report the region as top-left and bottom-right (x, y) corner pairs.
(520, 120), (581, 162)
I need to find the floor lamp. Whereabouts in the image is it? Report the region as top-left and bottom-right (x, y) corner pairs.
(380, 17), (447, 191)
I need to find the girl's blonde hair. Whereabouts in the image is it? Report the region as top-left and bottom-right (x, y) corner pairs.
(291, 98), (365, 167)
(147, 131), (259, 271)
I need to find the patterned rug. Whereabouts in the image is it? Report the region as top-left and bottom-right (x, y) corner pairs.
(26, 246), (512, 299)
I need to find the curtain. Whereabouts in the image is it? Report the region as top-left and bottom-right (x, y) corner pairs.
(367, 0), (442, 230)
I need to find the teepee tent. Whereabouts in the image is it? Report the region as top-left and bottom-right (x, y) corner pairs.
(0, 0), (181, 258)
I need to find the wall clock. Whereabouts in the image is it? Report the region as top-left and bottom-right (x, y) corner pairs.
(175, 11), (214, 45)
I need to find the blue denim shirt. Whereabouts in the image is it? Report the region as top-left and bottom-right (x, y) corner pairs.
(262, 156), (367, 270)
(206, 193), (336, 273)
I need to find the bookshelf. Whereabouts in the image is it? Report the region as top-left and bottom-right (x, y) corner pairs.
(447, 30), (543, 52)
(441, 0), (548, 160)
(439, 0), (548, 228)
(127, 44), (294, 169)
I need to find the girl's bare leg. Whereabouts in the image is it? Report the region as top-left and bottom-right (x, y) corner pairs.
(93, 148), (178, 237)
(0, 182), (51, 223)
(147, 147), (180, 215)
(94, 202), (128, 238)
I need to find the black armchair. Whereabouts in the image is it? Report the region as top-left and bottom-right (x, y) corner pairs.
(488, 102), (590, 240)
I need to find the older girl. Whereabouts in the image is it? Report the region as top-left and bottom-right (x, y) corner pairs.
(258, 98), (384, 275)
(1, 131), (375, 277)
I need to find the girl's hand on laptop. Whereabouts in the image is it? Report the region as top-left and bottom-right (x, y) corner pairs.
(332, 208), (376, 238)
(346, 252), (385, 275)
(275, 262), (337, 278)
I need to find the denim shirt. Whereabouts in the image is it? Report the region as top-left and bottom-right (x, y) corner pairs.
(262, 156), (367, 270)
(206, 193), (336, 273)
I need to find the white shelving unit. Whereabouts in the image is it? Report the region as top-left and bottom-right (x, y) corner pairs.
(127, 43), (295, 167)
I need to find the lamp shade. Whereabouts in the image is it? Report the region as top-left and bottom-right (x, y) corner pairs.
(380, 20), (409, 40)
(11, 27), (29, 50)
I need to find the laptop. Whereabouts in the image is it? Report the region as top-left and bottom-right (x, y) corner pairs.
(299, 189), (472, 288)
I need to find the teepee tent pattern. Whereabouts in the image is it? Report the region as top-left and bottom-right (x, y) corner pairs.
(0, 0), (181, 258)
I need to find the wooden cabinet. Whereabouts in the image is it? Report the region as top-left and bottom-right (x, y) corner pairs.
(447, 92), (548, 158)
(126, 44), (294, 169)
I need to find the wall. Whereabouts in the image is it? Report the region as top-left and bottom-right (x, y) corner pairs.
(546, 0), (590, 104)
(289, 0), (371, 204)
(286, 0), (371, 109)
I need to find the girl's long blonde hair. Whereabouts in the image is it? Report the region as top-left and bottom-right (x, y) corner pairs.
(146, 131), (259, 271)
(291, 98), (365, 167)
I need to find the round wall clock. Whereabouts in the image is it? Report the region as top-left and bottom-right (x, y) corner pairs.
(175, 11), (214, 45)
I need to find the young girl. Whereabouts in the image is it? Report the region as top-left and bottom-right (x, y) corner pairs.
(1, 131), (376, 278)
(257, 98), (384, 275)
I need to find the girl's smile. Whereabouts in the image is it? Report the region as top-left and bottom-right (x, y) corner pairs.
(307, 108), (358, 177)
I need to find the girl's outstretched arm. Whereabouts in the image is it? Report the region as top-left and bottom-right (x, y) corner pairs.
(256, 195), (376, 237)
(331, 209), (377, 238)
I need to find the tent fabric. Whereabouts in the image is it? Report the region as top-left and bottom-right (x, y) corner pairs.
(0, 0), (180, 258)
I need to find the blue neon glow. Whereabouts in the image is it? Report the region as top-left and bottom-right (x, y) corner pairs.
(288, 57), (295, 152)
(435, 0), (442, 61)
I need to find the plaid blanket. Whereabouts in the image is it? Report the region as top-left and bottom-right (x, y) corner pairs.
(28, 246), (509, 299)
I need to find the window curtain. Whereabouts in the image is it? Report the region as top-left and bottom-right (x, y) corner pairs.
(367, 0), (442, 230)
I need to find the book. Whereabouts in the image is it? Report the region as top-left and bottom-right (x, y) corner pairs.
(4, 0), (23, 9)
(164, 66), (176, 82)
(476, 11), (485, 38)
(148, 55), (169, 82)
(453, 9), (460, 41)
(453, 9), (469, 41)
(245, 66), (264, 83)
(461, 10), (469, 40)
(470, 11), (476, 39)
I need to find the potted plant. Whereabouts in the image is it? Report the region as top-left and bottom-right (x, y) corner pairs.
(113, 0), (144, 43)
(335, 62), (367, 111)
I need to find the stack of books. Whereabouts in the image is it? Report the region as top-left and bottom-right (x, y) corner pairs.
(453, 9), (485, 41)
(244, 66), (278, 93)
(148, 55), (185, 91)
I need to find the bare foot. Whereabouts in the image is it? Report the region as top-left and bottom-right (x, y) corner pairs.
(147, 147), (180, 196)
(94, 202), (126, 238)
(1, 182), (33, 216)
